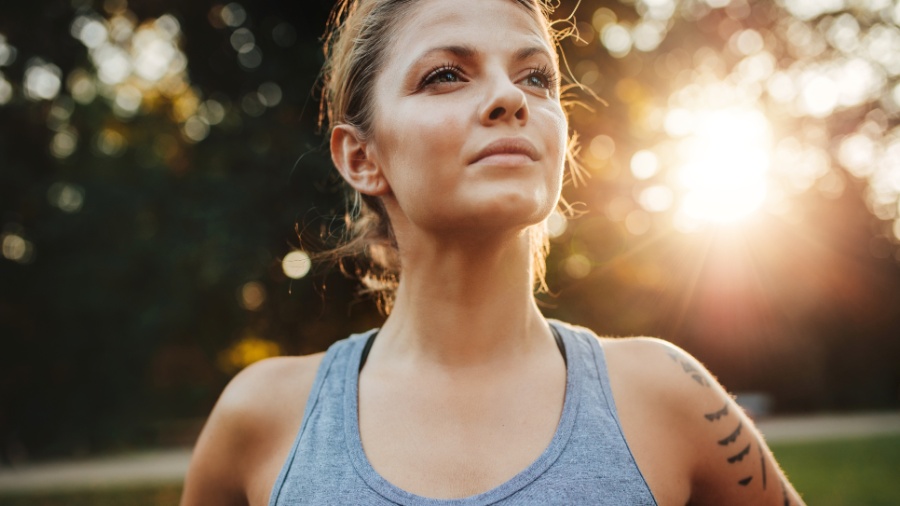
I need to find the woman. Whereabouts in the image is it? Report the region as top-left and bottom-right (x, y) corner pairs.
(181, 0), (805, 504)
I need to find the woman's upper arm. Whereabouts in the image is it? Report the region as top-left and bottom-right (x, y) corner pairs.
(661, 343), (805, 505)
(180, 354), (324, 506)
(180, 363), (264, 506)
(604, 337), (806, 506)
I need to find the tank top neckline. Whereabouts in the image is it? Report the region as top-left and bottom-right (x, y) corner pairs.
(342, 320), (582, 505)
(358, 325), (567, 371)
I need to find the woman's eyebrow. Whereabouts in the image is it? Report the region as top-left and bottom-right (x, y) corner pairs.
(413, 45), (478, 64)
(410, 44), (552, 67)
(513, 46), (554, 64)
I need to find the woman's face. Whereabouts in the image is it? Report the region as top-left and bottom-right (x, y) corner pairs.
(368, 0), (567, 236)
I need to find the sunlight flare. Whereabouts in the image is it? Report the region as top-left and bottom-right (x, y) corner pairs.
(673, 107), (773, 224)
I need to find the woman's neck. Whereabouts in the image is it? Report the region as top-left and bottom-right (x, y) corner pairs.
(370, 229), (553, 370)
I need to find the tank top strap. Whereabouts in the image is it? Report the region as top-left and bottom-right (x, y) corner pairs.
(268, 329), (376, 506)
(549, 320), (630, 435)
(549, 320), (656, 505)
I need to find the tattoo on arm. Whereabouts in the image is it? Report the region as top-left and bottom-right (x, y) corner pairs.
(681, 361), (710, 387)
(778, 478), (791, 506)
(666, 349), (710, 387)
(758, 440), (767, 490)
(717, 421), (743, 446)
(704, 403), (729, 421)
(664, 348), (778, 494)
(780, 478), (790, 505)
(727, 443), (751, 463)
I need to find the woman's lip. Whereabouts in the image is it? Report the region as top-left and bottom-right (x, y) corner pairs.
(475, 153), (535, 166)
(470, 138), (540, 164)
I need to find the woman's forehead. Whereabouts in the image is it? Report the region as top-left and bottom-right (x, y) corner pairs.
(388, 0), (555, 65)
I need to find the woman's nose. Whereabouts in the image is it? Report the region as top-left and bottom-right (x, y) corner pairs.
(479, 76), (529, 125)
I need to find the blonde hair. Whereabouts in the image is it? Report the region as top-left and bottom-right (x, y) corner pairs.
(319, 0), (576, 313)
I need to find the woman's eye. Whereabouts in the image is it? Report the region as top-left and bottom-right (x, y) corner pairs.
(432, 71), (459, 83)
(523, 73), (548, 88)
(521, 67), (557, 90)
(422, 65), (465, 87)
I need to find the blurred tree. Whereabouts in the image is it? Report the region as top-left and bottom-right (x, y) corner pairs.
(0, 0), (380, 461)
(0, 0), (898, 462)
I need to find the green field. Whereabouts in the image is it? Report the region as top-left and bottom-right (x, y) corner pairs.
(770, 434), (900, 506)
(1, 434), (899, 505)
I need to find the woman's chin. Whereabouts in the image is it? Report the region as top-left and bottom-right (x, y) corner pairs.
(479, 189), (554, 223)
(428, 195), (553, 233)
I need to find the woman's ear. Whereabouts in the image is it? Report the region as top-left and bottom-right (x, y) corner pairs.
(331, 125), (391, 196)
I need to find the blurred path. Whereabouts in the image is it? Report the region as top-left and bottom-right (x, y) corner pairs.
(757, 410), (900, 443)
(1, 411), (898, 493)
(0, 449), (191, 493)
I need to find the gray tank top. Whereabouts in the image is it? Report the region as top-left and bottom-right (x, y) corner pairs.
(269, 320), (657, 505)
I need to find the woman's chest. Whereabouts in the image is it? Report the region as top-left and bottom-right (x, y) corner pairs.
(357, 368), (566, 499)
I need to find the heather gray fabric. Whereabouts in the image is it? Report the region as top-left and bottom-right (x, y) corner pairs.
(269, 320), (658, 505)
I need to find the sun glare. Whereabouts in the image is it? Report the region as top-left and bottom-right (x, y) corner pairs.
(672, 107), (772, 226)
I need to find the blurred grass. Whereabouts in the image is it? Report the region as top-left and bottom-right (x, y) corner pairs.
(771, 434), (900, 506)
(0, 485), (182, 506)
(0, 435), (898, 505)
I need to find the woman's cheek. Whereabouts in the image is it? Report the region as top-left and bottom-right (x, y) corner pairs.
(536, 106), (567, 179)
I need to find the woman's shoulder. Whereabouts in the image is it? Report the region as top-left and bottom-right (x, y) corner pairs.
(216, 353), (328, 421)
(201, 330), (371, 437)
(213, 352), (329, 450)
(181, 352), (327, 506)
(598, 336), (733, 438)
(600, 336), (701, 384)
(598, 336), (714, 424)
(552, 322), (701, 405)
(596, 336), (804, 505)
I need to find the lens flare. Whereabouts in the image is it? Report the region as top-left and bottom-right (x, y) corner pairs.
(674, 107), (772, 224)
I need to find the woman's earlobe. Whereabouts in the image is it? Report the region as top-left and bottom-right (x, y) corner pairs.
(330, 125), (390, 196)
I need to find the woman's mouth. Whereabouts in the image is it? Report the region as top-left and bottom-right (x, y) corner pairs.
(470, 137), (540, 166)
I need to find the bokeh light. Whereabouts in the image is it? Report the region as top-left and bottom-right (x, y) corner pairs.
(564, 253), (592, 278)
(47, 182), (85, 213)
(257, 82), (282, 107)
(639, 185), (674, 213)
(282, 250), (311, 279)
(239, 281), (266, 311)
(630, 150), (660, 180)
(601, 23), (632, 58)
(625, 209), (652, 235)
(23, 59), (62, 101)
(0, 33), (18, 67)
(50, 128), (78, 158)
(546, 209), (568, 239)
(95, 128), (126, 156)
(0, 72), (13, 105)
(1, 232), (34, 264)
(216, 336), (281, 373)
(219, 3), (247, 28)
